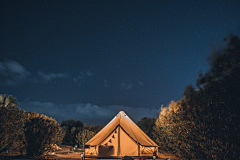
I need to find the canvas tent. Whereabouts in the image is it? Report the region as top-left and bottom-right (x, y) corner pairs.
(84, 110), (158, 158)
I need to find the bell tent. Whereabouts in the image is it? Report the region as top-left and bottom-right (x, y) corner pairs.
(84, 110), (158, 158)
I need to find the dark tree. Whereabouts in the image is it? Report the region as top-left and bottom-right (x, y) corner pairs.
(137, 117), (156, 139)
(156, 34), (240, 159)
(61, 119), (84, 143)
(61, 118), (84, 128)
(196, 34), (240, 159)
(0, 95), (26, 153)
(24, 114), (65, 157)
(0, 107), (26, 153)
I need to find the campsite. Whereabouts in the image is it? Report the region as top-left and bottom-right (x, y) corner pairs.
(0, 144), (181, 160)
(0, 111), (181, 160)
(1, 0), (240, 159)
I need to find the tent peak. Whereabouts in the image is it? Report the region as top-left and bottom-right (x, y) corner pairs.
(118, 110), (127, 117)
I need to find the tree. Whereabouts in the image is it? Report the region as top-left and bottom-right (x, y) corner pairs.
(195, 34), (240, 159)
(0, 107), (26, 153)
(156, 34), (240, 159)
(61, 119), (84, 143)
(197, 34), (240, 89)
(24, 113), (65, 157)
(0, 94), (65, 157)
(75, 129), (95, 148)
(0, 95), (26, 153)
(137, 117), (156, 140)
(74, 123), (103, 147)
(60, 118), (103, 148)
(61, 119), (84, 128)
(84, 123), (104, 133)
(0, 94), (19, 108)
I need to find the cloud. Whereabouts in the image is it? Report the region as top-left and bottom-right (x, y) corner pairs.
(0, 60), (72, 85)
(73, 71), (94, 86)
(76, 103), (113, 117)
(19, 101), (160, 125)
(38, 71), (69, 81)
(0, 60), (31, 85)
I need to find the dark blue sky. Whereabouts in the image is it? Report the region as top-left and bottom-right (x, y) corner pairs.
(1, 0), (240, 125)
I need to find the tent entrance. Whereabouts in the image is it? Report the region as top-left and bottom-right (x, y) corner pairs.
(98, 145), (114, 157)
(99, 126), (138, 157)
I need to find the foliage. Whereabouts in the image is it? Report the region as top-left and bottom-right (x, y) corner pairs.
(0, 107), (26, 153)
(61, 119), (84, 143)
(26, 112), (65, 146)
(84, 123), (104, 133)
(61, 118), (84, 128)
(137, 117), (156, 140)
(24, 114), (65, 157)
(0, 94), (19, 108)
(60, 118), (104, 145)
(155, 34), (240, 159)
(75, 129), (95, 148)
(0, 95), (65, 157)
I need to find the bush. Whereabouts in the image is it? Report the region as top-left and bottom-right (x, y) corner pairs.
(24, 115), (65, 157)
(0, 95), (65, 157)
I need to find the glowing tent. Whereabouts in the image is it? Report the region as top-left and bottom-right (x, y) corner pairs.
(84, 110), (158, 158)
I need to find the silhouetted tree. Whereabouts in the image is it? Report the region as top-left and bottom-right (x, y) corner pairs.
(61, 118), (84, 128)
(195, 33), (240, 159)
(0, 107), (26, 153)
(156, 33), (240, 159)
(0, 95), (26, 153)
(0, 94), (65, 157)
(137, 117), (156, 139)
(60, 118), (104, 145)
(84, 123), (104, 133)
(24, 113), (65, 157)
(61, 119), (84, 143)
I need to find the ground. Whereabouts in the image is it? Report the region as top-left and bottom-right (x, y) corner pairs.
(0, 145), (181, 160)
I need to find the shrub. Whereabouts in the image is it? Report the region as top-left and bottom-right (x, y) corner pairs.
(24, 115), (65, 157)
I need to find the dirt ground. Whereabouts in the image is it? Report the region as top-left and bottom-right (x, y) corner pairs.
(0, 145), (181, 160)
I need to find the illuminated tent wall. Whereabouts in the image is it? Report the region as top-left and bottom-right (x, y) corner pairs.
(84, 110), (158, 158)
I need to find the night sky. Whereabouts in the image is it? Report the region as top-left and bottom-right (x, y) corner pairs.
(1, 0), (240, 125)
